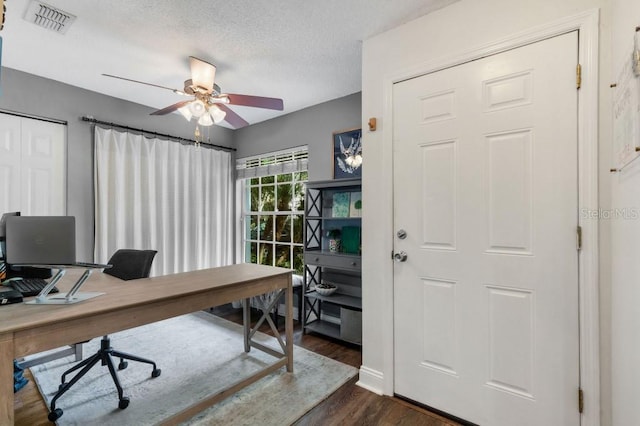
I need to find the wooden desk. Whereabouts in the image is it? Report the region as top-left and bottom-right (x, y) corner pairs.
(0, 263), (293, 425)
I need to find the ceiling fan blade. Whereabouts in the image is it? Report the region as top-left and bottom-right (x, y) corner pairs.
(102, 74), (186, 95)
(225, 94), (284, 111)
(150, 100), (193, 116)
(189, 56), (216, 93)
(217, 104), (250, 129)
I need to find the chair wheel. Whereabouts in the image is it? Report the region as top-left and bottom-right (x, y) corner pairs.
(118, 361), (128, 370)
(118, 397), (130, 409)
(152, 368), (161, 378)
(48, 408), (63, 421)
(58, 383), (65, 391)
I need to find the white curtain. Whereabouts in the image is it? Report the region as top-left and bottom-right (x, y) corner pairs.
(94, 127), (233, 276)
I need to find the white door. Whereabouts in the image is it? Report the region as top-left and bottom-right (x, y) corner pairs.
(0, 114), (66, 215)
(393, 32), (579, 426)
(0, 115), (22, 213)
(20, 118), (66, 215)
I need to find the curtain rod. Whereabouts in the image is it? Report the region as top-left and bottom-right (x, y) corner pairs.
(0, 108), (68, 125)
(80, 116), (236, 152)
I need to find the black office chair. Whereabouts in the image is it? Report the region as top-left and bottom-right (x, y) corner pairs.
(48, 249), (161, 422)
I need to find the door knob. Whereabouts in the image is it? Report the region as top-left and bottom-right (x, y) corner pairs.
(394, 251), (408, 262)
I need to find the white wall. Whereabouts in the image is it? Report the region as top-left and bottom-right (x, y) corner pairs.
(360, 0), (613, 424)
(610, 0), (640, 424)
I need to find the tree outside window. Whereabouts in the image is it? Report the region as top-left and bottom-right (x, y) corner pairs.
(243, 171), (307, 274)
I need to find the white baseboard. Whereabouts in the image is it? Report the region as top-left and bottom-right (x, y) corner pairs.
(356, 365), (385, 395)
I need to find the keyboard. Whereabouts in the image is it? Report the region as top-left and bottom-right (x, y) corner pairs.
(6, 278), (59, 297)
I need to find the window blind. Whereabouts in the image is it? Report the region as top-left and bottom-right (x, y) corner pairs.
(236, 146), (308, 179)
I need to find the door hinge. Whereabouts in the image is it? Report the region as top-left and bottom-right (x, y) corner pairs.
(578, 388), (584, 413)
(576, 64), (582, 89)
(576, 226), (583, 251)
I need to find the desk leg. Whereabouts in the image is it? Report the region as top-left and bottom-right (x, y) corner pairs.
(0, 335), (14, 425)
(286, 276), (294, 373)
(243, 298), (250, 353)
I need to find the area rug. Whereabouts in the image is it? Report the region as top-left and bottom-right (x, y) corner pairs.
(28, 311), (358, 425)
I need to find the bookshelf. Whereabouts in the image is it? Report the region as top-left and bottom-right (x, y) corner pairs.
(303, 178), (362, 345)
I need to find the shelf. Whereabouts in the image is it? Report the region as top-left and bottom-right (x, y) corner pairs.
(305, 291), (362, 309)
(304, 319), (340, 337)
(305, 250), (360, 258)
(304, 320), (361, 345)
(306, 178), (361, 190)
(306, 216), (362, 220)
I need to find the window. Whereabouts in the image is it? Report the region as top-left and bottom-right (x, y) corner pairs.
(237, 147), (308, 274)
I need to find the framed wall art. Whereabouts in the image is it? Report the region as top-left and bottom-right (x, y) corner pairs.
(332, 127), (362, 179)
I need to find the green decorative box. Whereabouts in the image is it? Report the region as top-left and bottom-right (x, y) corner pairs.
(332, 192), (351, 218)
(341, 226), (361, 254)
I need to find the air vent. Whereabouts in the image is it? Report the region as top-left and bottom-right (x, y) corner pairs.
(23, 0), (75, 34)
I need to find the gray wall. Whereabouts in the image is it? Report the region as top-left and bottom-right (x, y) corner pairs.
(234, 92), (362, 181)
(0, 68), (362, 260)
(0, 67), (234, 260)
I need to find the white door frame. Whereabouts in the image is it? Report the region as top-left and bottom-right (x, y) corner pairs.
(376, 9), (600, 425)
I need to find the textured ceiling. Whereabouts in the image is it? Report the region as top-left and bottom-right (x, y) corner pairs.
(1, 0), (456, 128)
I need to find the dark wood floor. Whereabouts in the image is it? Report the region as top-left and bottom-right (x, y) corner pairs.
(14, 306), (460, 426)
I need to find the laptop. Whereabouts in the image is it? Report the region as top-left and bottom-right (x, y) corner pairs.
(5, 216), (109, 269)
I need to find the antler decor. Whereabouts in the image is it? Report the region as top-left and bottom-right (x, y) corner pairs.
(337, 132), (362, 173)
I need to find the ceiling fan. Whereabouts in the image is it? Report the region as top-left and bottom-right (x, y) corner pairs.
(103, 56), (284, 129)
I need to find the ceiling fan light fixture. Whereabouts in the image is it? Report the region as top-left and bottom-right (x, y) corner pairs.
(198, 111), (214, 126)
(177, 105), (193, 121)
(209, 105), (227, 123)
(189, 99), (206, 118)
(108, 55), (283, 130)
